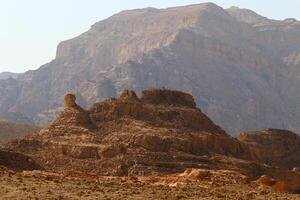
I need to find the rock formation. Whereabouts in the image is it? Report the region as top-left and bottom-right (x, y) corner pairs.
(64, 94), (77, 108)
(0, 150), (41, 171)
(3, 88), (300, 193)
(0, 3), (300, 134)
(237, 129), (300, 169)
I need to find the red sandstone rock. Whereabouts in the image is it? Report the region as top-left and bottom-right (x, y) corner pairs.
(237, 129), (300, 169)
(2, 88), (300, 194)
(257, 175), (275, 186)
(65, 94), (77, 108)
(274, 181), (289, 193)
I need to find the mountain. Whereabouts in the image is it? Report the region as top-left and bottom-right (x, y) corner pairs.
(1, 3), (300, 134)
(0, 120), (40, 144)
(0, 72), (19, 80)
(3, 89), (300, 193)
(4, 89), (237, 175)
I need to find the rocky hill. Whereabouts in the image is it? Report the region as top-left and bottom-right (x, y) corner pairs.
(0, 120), (40, 144)
(1, 3), (300, 135)
(238, 129), (300, 167)
(4, 89), (239, 175)
(3, 89), (300, 193)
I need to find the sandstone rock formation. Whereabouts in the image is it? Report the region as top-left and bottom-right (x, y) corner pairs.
(0, 3), (300, 134)
(64, 94), (77, 108)
(3, 89), (300, 193)
(237, 129), (300, 169)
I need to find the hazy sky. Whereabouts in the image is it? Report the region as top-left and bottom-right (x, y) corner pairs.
(1, 0), (300, 73)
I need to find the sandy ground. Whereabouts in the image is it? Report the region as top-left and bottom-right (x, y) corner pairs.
(0, 170), (299, 200)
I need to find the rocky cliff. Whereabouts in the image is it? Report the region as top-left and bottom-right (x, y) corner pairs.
(0, 3), (300, 135)
(5, 89), (241, 175)
(238, 129), (300, 169)
(3, 89), (300, 193)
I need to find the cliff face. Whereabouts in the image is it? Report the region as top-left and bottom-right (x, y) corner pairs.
(3, 89), (300, 193)
(0, 3), (300, 134)
(5, 89), (242, 175)
(238, 129), (300, 169)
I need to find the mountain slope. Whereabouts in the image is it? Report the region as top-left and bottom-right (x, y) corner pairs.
(0, 3), (300, 134)
(0, 120), (40, 144)
(0, 72), (19, 80)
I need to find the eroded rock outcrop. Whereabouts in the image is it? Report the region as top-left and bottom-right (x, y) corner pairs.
(0, 150), (41, 171)
(1, 3), (300, 135)
(47, 93), (95, 130)
(4, 89), (242, 174)
(3, 89), (300, 193)
(237, 129), (300, 169)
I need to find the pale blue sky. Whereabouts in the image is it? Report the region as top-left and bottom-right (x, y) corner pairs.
(1, 0), (300, 73)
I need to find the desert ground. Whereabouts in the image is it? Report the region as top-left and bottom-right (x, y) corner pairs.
(1, 168), (299, 200)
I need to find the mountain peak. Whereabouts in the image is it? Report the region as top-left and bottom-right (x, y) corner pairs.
(226, 6), (271, 24)
(1, 3), (300, 135)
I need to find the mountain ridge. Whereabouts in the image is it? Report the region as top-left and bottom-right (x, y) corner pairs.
(0, 72), (19, 80)
(0, 3), (300, 135)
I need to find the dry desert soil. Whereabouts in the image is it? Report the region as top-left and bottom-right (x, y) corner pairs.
(0, 170), (299, 200)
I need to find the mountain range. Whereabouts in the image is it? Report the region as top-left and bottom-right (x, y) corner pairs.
(0, 3), (300, 135)
(0, 72), (19, 80)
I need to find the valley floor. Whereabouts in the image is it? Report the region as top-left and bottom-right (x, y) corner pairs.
(0, 170), (299, 200)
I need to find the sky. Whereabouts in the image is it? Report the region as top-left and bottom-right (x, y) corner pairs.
(1, 0), (300, 73)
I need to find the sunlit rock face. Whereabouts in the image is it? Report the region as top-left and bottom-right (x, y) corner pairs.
(3, 89), (300, 193)
(0, 3), (300, 135)
(237, 128), (300, 169)
(3, 89), (239, 175)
